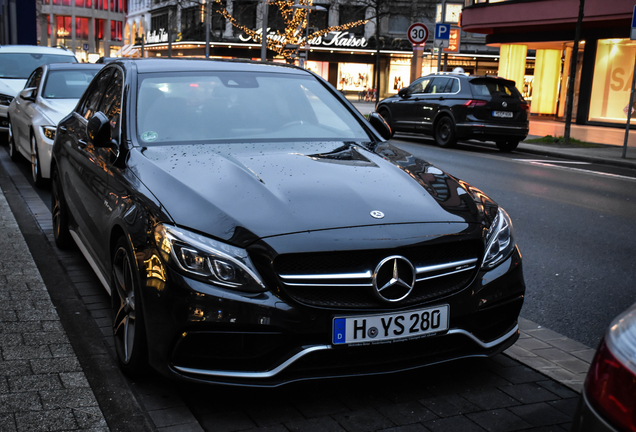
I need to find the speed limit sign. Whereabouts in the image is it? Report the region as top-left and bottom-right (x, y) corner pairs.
(407, 23), (429, 45)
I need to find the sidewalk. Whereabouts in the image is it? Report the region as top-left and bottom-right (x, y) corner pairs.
(351, 100), (636, 169)
(0, 182), (108, 430)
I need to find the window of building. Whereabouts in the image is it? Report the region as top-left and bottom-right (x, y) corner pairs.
(212, 1), (226, 36)
(75, 0), (92, 6)
(338, 6), (366, 37)
(76, 17), (89, 39)
(111, 21), (123, 41)
(235, 1), (257, 30)
(267, 5), (285, 32)
(110, 0), (125, 13)
(96, 19), (105, 40)
(56, 16), (72, 40)
(309, 7), (328, 30)
(389, 15), (409, 35)
(151, 14), (169, 34)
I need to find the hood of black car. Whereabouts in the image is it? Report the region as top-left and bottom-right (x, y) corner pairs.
(130, 141), (492, 243)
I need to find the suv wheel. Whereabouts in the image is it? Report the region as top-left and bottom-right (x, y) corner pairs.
(496, 140), (519, 152)
(434, 116), (457, 148)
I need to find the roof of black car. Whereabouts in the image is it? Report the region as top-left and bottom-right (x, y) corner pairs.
(47, 62), (103, 71)
(122, 58), (308, 75)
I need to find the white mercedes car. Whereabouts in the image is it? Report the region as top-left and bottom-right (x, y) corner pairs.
(7, 63), (102, 187)
(0, 45), (77, 133)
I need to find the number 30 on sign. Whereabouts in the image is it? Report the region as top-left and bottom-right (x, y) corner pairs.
(407, 23), (429, 45)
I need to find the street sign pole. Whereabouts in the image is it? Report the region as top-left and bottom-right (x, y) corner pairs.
(622, 5), (636, 159)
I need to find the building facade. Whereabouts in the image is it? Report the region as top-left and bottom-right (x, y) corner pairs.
(37, 0), (127, 62)
(124, 0), (502, 99)
(462, 0), (634, 127)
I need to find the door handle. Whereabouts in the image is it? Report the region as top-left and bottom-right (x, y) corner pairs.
(438, 97), (445, 101)
(78, 139), (88, 147)
(58, 126), (67, 132)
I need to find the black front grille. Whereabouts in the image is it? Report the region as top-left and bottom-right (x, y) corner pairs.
(274, 241), (482, 309)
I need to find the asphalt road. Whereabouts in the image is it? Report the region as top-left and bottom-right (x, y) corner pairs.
(392, 134), (636, 348)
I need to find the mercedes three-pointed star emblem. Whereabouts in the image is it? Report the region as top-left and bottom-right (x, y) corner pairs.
(372, 256), (416, 302)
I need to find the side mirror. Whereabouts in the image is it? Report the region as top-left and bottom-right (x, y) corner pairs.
(398, 88), (409, 98)
(87, 112), (114, 148)
(369, 112), (393, 140)
(19, 88), (37, 102)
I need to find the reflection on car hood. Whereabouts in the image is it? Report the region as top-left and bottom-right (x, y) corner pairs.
(0, 79), (26, 97)
(37, 98), (79, 126)
(130, 141), (495, 244)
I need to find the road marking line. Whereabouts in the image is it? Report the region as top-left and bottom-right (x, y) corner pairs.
(514, 159), (591, 165)
(515, 160), (636, 181)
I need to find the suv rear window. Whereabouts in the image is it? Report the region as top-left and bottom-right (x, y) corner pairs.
(469, 79), (520, 98)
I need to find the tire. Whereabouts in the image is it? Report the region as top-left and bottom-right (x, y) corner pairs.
(31, 134), (46, 188)
(51, 168), (74, 249)
(434, 116), (457, 148)
(111, 237), (149, 377)
(377, 108), (394, 136)
(8, 121), (21, 162)
(496, 140), (519, 152)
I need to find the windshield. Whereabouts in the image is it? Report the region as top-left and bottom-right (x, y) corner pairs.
(136, 71), (370, 144)
(0, 53), (77, 79)
(43, 70), (100, 99)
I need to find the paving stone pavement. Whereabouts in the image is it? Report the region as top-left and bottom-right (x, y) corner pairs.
(0, 185), (108, 431)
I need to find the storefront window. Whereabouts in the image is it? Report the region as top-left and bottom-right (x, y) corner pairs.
(388, 58), (410, 94)
(306, 61), (329, 81)
(337, 63), (373, 93)
(590, 39), (636, 124)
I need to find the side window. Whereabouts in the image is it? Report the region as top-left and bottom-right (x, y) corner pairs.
(77, 69), (113, 120)
(25, 68), (43, 90)
(449, 78), (460, 93)
(410, 78), (430, 95)
(427, 77), (451, 94)
(96, 68), (123, 142)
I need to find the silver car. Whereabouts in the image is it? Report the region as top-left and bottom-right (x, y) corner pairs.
(7, 63), (102, 187)
(0, 45), (77, 132)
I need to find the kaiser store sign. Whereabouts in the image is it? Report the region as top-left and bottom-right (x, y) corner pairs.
(239, 29), (368, 48)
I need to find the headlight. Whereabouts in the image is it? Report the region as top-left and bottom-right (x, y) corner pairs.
(482, 207), (515, 269)
(154, 224), (266, 293)
(42, 126), (56, 141)
(0, 94), (14, 106)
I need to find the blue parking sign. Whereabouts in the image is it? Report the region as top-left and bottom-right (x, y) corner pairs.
(435, 23), (451, 40)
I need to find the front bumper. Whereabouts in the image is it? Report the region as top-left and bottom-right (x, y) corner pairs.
(138, 245), (525, 387)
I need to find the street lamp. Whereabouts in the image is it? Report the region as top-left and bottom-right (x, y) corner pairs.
(292, 4), (326, 68)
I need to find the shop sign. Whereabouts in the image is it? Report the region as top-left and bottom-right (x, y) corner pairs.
(147, 29), (168, 44)
(239, 30), (368, 49)
(443, 28), (460, 53)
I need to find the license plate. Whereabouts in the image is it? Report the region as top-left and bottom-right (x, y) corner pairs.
(332, 305), (449, 345)
(493, 111), (513, 118)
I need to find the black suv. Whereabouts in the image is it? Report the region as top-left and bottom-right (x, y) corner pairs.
(376, 72), (529, 152)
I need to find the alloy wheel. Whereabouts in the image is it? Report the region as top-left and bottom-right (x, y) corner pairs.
(112, 245), (138, 365)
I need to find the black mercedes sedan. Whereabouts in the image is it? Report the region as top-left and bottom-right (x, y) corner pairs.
(376, 72), (529, 152)
(51, 58), (525, 386)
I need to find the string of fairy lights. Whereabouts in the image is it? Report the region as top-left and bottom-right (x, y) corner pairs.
(213, 0), (367, 61)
